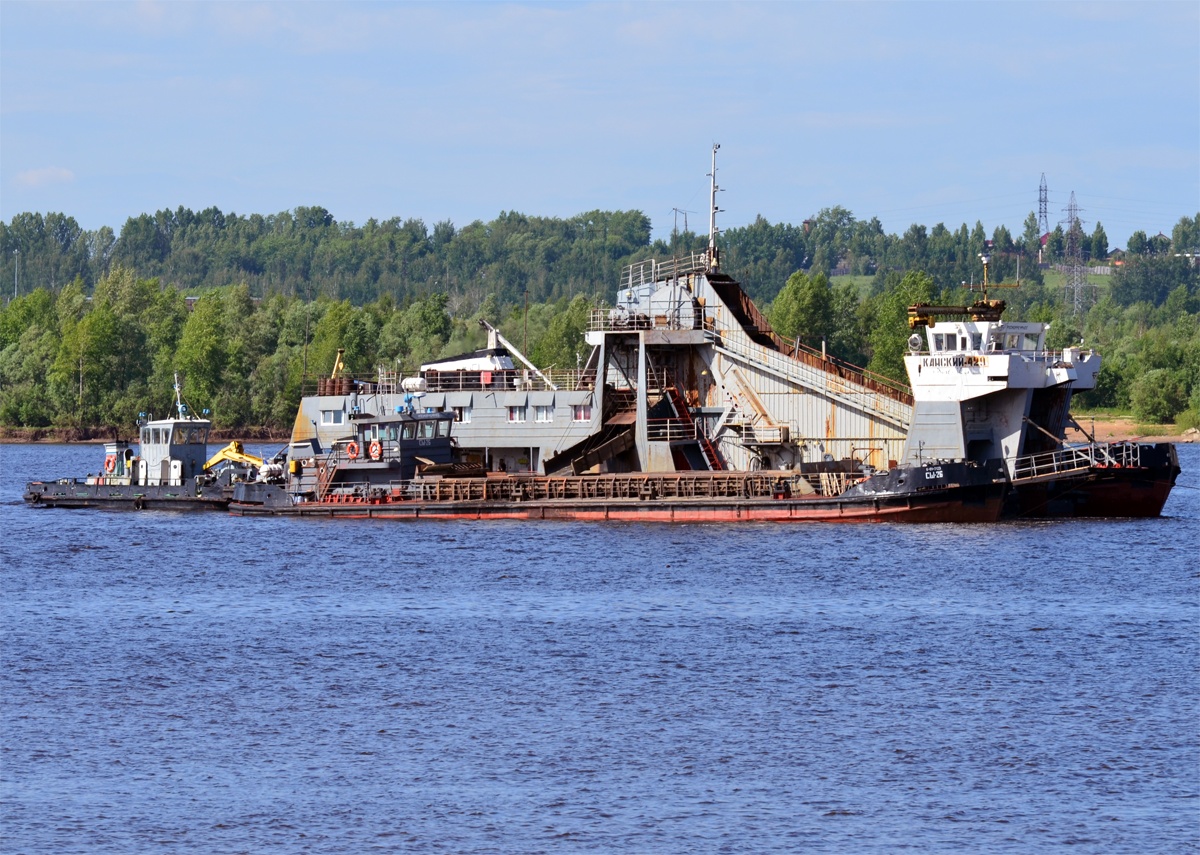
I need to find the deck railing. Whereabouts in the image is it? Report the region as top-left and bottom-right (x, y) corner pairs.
(305, 367), (599, 396)
(618, 253), (711, 291)
(646, 418), (702, 443)
(1011, 441), (1142, 483)
(588, 306), (714, 333)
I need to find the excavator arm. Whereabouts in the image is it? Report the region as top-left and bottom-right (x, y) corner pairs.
(204, 440), (264, 471)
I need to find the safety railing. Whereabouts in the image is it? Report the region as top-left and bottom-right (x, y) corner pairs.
(646, 418), (700, 443)
(306, 368), (600, 397)
(588, 306), (715, 333)
(1010, 441), (1142, 483)
(618, 253), (711, 291)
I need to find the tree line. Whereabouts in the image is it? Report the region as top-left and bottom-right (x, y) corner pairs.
(1, 207), (1197, 433)
(5, 205), (1197, 310)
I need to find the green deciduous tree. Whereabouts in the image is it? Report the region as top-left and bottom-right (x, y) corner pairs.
(867, 270), (935, 383)
(1130, 368), (1187, 423)
(768, 270), (833, 349)
(1091, 222), (1109, 260)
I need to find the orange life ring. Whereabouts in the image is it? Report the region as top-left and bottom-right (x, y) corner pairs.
(104, 455), (116, 473)
(369, 440), (383, 461)
(346, 441), (360, 459)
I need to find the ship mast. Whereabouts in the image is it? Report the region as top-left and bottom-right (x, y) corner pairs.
(173, 372), (186, 418)
(907, 243), (1011, 328)
(707, 143), (721, 271)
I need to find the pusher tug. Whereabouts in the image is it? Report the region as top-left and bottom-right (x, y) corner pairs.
(23, 375), (284, 511)
(901, 247), (1179, 518)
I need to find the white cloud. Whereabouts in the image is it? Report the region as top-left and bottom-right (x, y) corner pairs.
(15, 167), (75, 188)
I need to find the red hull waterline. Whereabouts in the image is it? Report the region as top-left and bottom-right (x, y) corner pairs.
(229, 495), (1006, 523)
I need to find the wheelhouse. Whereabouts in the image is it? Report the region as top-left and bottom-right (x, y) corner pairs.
(138, 416), (211, 486)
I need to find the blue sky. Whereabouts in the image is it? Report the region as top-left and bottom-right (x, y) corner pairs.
(2, 1), (1197, 249)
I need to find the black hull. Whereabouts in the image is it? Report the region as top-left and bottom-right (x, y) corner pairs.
(24, 480), (231, 511)
(1006, 443), (1180, 519)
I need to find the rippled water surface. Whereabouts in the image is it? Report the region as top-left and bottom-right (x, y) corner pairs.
(3, 443), (1198, 853)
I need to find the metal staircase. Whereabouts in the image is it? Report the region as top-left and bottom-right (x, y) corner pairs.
(663, 386), (724, 471)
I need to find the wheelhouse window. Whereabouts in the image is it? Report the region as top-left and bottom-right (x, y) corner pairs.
(172, 426), (206, 444)
(535, 405), (553, 423)
(508, 406), (527, 423)
(321, 409), (345, 426)
(572, 404), (592, 422)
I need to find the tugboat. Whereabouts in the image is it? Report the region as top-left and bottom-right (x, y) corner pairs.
(23, 376), (283, 511)
(902, 246), (1180, 518)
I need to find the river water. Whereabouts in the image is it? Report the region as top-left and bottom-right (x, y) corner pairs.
(2, 442), (1198, 853)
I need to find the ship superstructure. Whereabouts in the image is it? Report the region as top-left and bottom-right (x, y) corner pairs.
(290, 146), (913, 478)
(901, 298), (1099, 469)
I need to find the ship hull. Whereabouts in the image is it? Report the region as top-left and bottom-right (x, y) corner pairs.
(230, 495), (1005, 523)
(1007, 443), (1180, 519)
(24, 480), (231, 511)
(230, 462), (1008, 523)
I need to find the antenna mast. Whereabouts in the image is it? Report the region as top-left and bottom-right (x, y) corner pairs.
(707, 143), (722, 271)
(173, 372), (186, 418)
